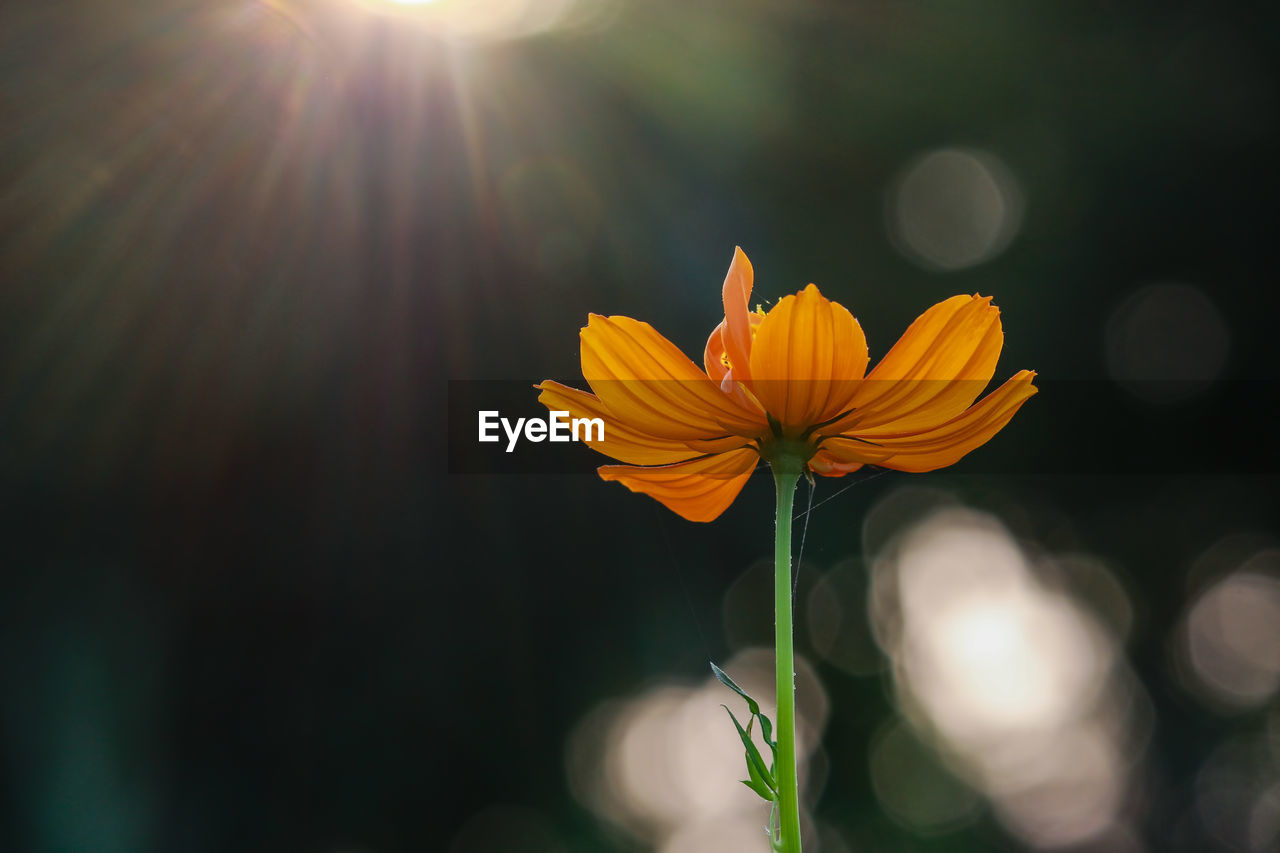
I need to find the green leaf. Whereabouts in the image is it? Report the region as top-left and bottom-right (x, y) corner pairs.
(721, 705), (776, 798)
(758, 710), (774, 749)
(741, 777), (774, 801)
(745, 746), (778, 802)
(710, 661), (760, 716)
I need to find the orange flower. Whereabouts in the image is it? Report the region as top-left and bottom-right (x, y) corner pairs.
(537, 248), (1037, 522)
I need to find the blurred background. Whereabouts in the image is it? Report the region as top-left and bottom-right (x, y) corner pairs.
(3, 0), (1280, 850)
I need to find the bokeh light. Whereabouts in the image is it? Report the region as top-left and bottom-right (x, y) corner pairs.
(1195, 735), (1280, 852)
(886, 148), (1024, 271)
(1253, 785), (1280, 853)
(564, 648), (828, 848)
(806, 558), (882, 677)
(1105, 282), (1231, 404)
(658, 815), (776, 853)
(349, 0), (613, 39)
(878, 510), (1109, 734)
(868, 499), (1149, 848)
(868, 719), (981, 835)
(1177, 549), (1280, 711)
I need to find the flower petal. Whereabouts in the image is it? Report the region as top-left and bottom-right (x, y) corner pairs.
(748, 284), (868, 434)
(580, 314), (766, 441)
(597, 447), (761, 522)
(807, 450), (864, 478)
(536, 381), (715, 466)
(705, 311), (767, 410)
(834, 294), (1004, 433)
(828, 370), (1037, 472)
(703, 321), (730, 385)
(720, 247), (756, 383)
(806, 437), (897, 470)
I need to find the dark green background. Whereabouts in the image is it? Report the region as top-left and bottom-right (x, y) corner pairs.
(3, 0), (1279, 850)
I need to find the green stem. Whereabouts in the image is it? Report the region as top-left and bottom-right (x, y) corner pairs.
(772, 457), (803, 853)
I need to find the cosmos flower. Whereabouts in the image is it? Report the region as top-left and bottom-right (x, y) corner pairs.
(537, 248), (1036, 522)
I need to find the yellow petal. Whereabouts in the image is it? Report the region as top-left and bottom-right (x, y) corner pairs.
(830, 371), (1037, 472)
(747, 284), (868, 434)
(536, 381), (718, 466)
(703, 321), (729, 385)
(597, 448), (761, 523)
(807, 450), (864, 477)
(835, 294), (1004, 433)
(580, 314), (766, 441)
(705, 312), (767, 412)
(806, 437), (897, 470)
(720, 247), (756, 383)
